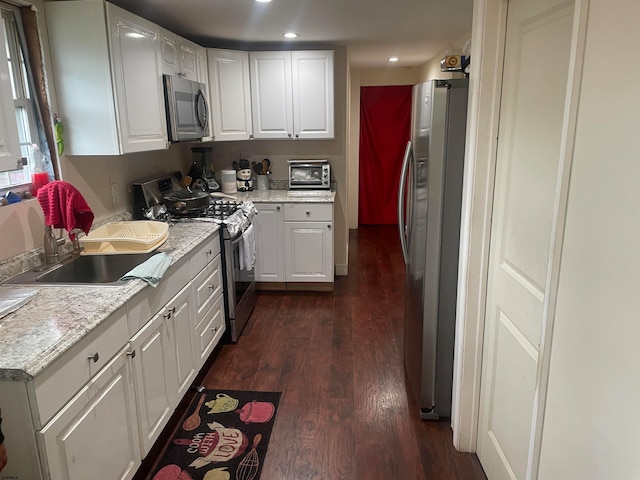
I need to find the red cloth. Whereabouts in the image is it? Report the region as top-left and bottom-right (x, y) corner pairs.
(359, 85), (412, 225)
(37, 181), (94, 240)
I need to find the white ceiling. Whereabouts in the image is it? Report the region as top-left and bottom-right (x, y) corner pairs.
(108, 0), (474, 68)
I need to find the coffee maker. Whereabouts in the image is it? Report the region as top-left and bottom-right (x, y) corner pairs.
(191, 147), (219, 191)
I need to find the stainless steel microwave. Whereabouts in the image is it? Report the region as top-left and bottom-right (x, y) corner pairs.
(288, 159), (331, 189)
(163, 74), (208, 142)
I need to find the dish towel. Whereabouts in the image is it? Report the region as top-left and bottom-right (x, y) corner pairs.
(239, 224), (255, 271)
(37, 181), (94, 240)
(120, 253), (172, 288)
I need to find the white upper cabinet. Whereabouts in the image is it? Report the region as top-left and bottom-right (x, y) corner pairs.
(194, 47), (208, 85)
(250, 50), (334, 140)
(160, 29), (205, 82)
(207, 49), (253, 141)
(250, 51), (293, 139)
(0, 18), (23, 172)
(291, 50), (335, 139)
(46, 1), (168, 155)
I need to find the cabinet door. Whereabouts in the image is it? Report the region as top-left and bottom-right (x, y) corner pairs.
(292, 50), (335, 139)
(107, 3), (168, 153)
(130, 309), (174, 455)
(254, 203), (285, 281)
(0, 17), (23, 172)
(285, 221), (334, 282)
(159, 28), (180, 76)
(250, 51), (293, 139)
(165, 283), (197, 403)
(178, 38), (199, 81)
(39, 347), (140, 480)
(208, 49), (253, 141)
(195, 45), (208, 84)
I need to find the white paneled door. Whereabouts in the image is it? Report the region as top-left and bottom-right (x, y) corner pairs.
(477, 0), (578, 478)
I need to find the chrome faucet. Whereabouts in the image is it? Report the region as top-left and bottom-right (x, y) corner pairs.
(43, 225), (65, 264)
(70, 228), (84, 254)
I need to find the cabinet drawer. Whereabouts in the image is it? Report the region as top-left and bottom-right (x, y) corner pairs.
(33, 305), (129, 426)
(194, 294), (225, 364)
(284, 203), (332, 221)
(189, 232), (221, 278)
(127, 256), (190, 335)
(193, 253), (223, 320)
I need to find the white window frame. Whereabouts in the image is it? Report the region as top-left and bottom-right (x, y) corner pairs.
(0, 2), (49, 193)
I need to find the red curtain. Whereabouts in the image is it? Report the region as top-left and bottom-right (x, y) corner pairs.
(359, 85), (412, 225)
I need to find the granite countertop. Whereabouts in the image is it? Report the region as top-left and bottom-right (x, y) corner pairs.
(0, 222), (220, 382)
(233, 189), (336, 203)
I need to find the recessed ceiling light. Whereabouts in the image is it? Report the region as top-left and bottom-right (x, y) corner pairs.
(255, 0), (272, 3)
(389, 57), (399, 62)
(284, 32), (298, 39)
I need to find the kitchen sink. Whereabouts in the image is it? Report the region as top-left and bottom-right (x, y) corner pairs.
(3, 252), (157, 286)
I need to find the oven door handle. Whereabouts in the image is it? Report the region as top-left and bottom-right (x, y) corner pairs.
(229, 233), (244, 246)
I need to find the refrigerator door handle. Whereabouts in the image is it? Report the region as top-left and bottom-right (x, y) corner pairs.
(397, 140), (412, 263)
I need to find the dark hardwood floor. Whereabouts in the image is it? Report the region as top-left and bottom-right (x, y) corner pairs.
(135, 225), (487, 480)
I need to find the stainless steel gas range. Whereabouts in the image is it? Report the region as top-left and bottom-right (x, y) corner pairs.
(133, 175), (257, 342)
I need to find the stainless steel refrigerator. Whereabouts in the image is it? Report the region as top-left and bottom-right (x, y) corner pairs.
(397, 79), (468, 420)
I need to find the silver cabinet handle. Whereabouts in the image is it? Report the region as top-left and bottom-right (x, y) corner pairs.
(88, 352), (99, 363)
(206, 249), (213, 256)
(328, 224), (332, 230)
(211, 325), (219, 333)
(306, 210), (310, 216)
(126, 350), (136, 359)
(163, 306), (176, 319)
(276, 206), (281, 212)
(208, 284), (215, 290)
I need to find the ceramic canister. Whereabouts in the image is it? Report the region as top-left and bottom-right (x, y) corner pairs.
(220, 169), (237, 194)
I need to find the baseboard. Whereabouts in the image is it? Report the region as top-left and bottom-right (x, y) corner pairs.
(255, 282), (287, 292)
(335, 263), (348, 276)
(256, 281), (334, 293)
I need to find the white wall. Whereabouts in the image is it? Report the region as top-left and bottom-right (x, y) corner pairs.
(538, 0), (640, 477)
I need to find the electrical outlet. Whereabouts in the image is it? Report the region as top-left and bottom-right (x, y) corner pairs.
(110, 182), (120, 205)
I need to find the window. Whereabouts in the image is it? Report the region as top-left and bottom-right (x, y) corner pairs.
(0, 2), (54, 194)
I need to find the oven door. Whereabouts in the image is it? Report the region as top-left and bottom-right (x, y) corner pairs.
(223, 230), (256, 342)
(164, 74), (208, 142)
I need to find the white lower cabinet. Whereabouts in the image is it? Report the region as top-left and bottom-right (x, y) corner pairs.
(129, 305), (174, 455)
(166, 283), (197, 405)
(285, 222), (334, 282)
(0, 231), (225, 480)
(253, 202), (334, 284)
(254, 203), (285, 282)
(38, 346), (140, 480)
(284, 203), (334, 282)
